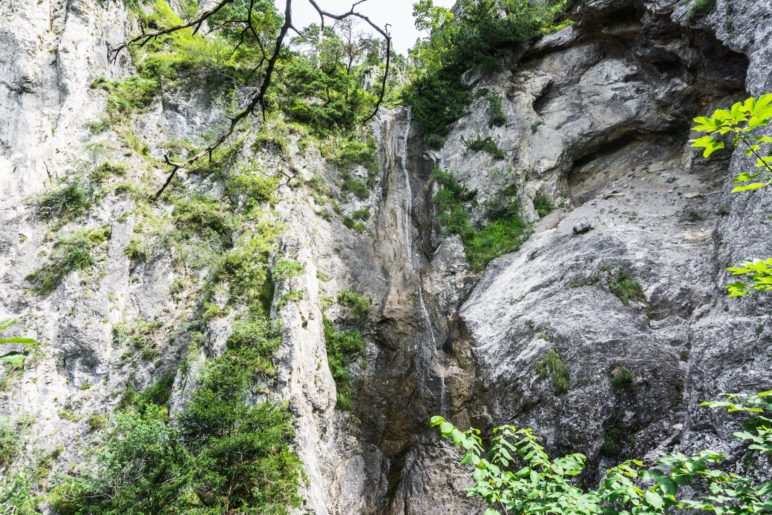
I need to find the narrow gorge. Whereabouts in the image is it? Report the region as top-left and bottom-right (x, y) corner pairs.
(0, 0), (770, 513)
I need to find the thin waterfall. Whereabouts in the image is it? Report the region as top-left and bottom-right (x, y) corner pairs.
(402, 107), (414, 268)
(395, 106), (448, 416)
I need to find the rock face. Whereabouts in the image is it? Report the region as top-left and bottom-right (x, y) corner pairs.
(0, 0), (769, 514)
(452, 0), (772, 489)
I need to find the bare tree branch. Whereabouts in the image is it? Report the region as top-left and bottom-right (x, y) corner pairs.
(111, 0), (392, 200)
(151, 0), (294, 200)
(110, 0), (236, 61)
(306, 0), (390, 123)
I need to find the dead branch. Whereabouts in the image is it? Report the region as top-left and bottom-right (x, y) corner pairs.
(111, 0), (391, 200)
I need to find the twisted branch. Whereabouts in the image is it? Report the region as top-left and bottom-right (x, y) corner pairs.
(110, 0), (392, 200)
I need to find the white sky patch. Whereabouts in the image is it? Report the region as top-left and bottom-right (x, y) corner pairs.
(279, 0), (455, 54)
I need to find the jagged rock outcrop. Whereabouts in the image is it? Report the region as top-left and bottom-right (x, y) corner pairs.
(0, 0), (769, 513)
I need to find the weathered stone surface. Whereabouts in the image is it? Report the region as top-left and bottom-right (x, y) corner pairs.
(451, 0), (772, 489)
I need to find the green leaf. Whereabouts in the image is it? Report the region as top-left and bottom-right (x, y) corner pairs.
(0, 337), (36, 345)
(0, 352), (26, 367)
(658, 477), (678, 497)
(691, 116), (716, 132)
(641, 469), (664, 482)
(460, 452), (478, 466)
(732, 172), (761, 182)
(450, 429), (465, 444)
(748, 116), (767, 129)
(645, 490), (664, 509)
(731, 182), (768, 193)
(690, 136), (725, 158)
(0, 320), (18, 331)
(754, 93), (772, 113)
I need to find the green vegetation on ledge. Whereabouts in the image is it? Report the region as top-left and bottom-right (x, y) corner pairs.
(607, 269), (646, 306)
(687, 0), (716, 23)
(486, 90), (506, 127)
(463, 135), (505, 159)
(337, 289), (372, 319)
(432, 167), (530, 270)
(37, 181), (96, 225)
(26, 226), (112, 295)
(406, 0), (570, 146)
(535, 348), (570, 396)
(323, 318), (366, 410)
(533, 192), (553, 218)
(610, 364), (636, 392)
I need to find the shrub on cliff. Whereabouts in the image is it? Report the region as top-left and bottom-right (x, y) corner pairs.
(50, 315), (302, 514)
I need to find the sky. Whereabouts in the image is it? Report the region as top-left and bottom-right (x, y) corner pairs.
(282, 0), (455, 54)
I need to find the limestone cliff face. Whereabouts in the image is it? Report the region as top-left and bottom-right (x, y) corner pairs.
(0, 0), (769, 513)
(439, 0), (772, 500)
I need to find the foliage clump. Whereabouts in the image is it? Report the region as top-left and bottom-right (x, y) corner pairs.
(607, 269), (646, 306)
(87, 415), (107, 432)
(535, 348), (570, 396)
(26, 226), (112, 295)
(322, 132), (379, 175)
(0, 471), (35, 513)
(114, 320), (163, 362)
(37, 181), (96, 224)
(432, 167), (529, 270)
(464, 135), (505, 159)
(323, 318), (365, 410)
(431, 390), (772, 514)
(92, 76), (159, 119)
(51, 314), (301, 514)
(533, 192), (553, 218)
(486, 90), (506, 127)
(172, 194), (234, 244)
(342, 216), (366, 232)
(691, 94), (772, 296)
(215, 224), (281, 309)
(0, 419), (22, 469)
(727, 259), (772, 297)
(337, 289), (371, 318)
(91, 162), (128, 183)
(341, 177), (370, 200)
(272, 259), (305, 281)
(343, 207), (371, 232)
(124, 237), (150, 267)
(406, 0), (570, 145)
(225, 164), (279, 206)
(687, 0), (716, 23)
(610, 365), (635, 391)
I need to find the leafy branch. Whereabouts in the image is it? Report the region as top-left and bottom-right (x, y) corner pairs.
(431, 390), (772, 514)
(691, 94), (772, 296)
(691, 94), (772, 192)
